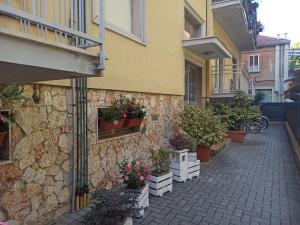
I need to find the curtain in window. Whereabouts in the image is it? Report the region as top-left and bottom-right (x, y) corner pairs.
(105, 0), (132, 33)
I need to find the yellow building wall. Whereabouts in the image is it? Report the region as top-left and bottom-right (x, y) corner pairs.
(1, 0), (243, 97)
(40, 0), (186, 96)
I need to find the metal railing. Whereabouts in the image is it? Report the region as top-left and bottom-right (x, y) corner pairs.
(287, 102), (300, 145)
(211, 64), (251, 95)
(0, 0), (105, 69)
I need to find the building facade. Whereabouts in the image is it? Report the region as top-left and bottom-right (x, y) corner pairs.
(242, 35), (290, 102)
(0, 0), (259, 224)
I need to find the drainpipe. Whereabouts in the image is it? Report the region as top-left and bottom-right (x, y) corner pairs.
(71, 79), (77, 213)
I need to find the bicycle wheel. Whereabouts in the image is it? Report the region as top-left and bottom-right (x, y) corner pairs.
(260, 116), (269, 129)
(250, 121), (261, 134)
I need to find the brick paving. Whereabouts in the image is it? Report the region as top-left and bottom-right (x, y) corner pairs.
(134, 122), (300, 225)
(55, 123), (300, 225)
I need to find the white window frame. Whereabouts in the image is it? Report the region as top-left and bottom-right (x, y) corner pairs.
(248, 54), (260, 72)
(93, 0), (146, 45)
(184, 1), (205, 39)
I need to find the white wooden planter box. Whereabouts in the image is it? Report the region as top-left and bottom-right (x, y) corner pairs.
(188, 152), (197, 161)
(124, 217), (133, 225)
(128, 183), (149, 218)
(187, 160), (200, 180)
(147, 171), (173, 197)
(170, 149), (188, 182)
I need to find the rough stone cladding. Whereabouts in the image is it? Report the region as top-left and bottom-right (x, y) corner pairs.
(0, 84), (183, 225)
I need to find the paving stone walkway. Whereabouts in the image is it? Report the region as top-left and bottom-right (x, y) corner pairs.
(134, 122), (300, 225)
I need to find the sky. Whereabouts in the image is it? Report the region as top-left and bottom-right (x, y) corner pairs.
(257, 0), (300, 45)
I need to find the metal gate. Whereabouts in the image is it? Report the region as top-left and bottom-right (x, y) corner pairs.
(261, 103), (288, 121)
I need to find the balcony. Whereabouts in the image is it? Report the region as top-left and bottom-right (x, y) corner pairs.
(212, 0), (258, 51)
(0, 0), (105, 83)
(211, 64), (254, 98)
(182, 36), (232, 59)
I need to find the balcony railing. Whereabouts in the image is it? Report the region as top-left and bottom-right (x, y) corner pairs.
(0, 0), (105, 70)
(211, 64), (253, 96)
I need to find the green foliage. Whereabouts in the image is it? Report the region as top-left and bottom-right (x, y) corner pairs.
(211, 91), (261, 131)
(150, 147), (171, 175)
(0, 84), (27, 103)
(111, 95), (130, 113)
(179, 105), (226, 147)
(99, 108), (121, 122)
(127, 104), (146, 119)
(111, 95), (146, 119)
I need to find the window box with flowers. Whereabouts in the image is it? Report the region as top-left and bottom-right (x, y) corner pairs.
(147, 147), (173, 197)
(119, 160), (150, 218)
(98, 95), (147, 140)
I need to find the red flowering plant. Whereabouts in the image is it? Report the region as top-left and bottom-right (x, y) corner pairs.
(111, 94), (130, 119)
(119, 160), (150, 190)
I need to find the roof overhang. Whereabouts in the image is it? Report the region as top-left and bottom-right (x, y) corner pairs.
(182, 36), (232, 59)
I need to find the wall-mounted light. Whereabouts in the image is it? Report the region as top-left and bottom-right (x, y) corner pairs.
(33, 84), (41, 104)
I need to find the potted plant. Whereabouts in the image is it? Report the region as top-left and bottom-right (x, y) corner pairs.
(211, 91), (260, 143)
(99, 108), (124, 131)
(84, 187), (136, 225)
(111, 94), (130, 119)
(147, 147), (172, 197)
(119, 160), (150, 218)
(179, 105), (225, 162)
(124, 98), (146, 128)
(169, 134), (197, 161)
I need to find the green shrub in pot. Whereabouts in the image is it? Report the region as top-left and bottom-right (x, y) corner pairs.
(179, 105), (226, 147)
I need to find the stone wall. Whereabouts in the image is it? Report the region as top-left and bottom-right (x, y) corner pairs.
(0, 85), (183, 225)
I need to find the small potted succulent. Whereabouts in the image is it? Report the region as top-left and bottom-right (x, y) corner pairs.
(99, 108), (124, 131)
(179, 105), (225, 162)
(119, 160), (150, 217)
(147, 147), (172, 197)
(124, 98), (146, 128)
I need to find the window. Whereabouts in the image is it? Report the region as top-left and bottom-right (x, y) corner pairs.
(255, 89), (272, 103)
(93, 0), (145, 43)
(184, 5), (203, 40)
(185, 61), (202, 105)
(97, 108), (141, 141)
(249, 55), (259, 72)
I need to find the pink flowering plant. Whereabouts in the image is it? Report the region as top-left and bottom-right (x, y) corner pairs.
(119, 160), (150, 190)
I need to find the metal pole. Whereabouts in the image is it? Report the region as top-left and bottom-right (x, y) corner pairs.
(71, 79), (77, 213)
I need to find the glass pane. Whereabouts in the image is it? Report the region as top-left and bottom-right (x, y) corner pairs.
(254, 55), (259, 66)
(105, 0), (132, 34)
(184, 16), (198, 38)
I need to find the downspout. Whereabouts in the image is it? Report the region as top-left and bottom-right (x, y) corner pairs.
(71, 79), (77, 213)
(205, 0), (210, 102)
(84, 78), (89, 205)
(76, 78), (81, 210)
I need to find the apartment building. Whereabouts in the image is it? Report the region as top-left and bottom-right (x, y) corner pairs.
(0, 0), (259, 224)
(242, 35), (290, 102)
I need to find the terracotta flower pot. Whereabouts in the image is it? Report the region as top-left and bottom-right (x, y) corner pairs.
(124, 118), (143, 127)
(0, 132), (7, 145)
(99, 119), (125, 131)
(196, 145), (211, 162)
(226, 130), (245, 143)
